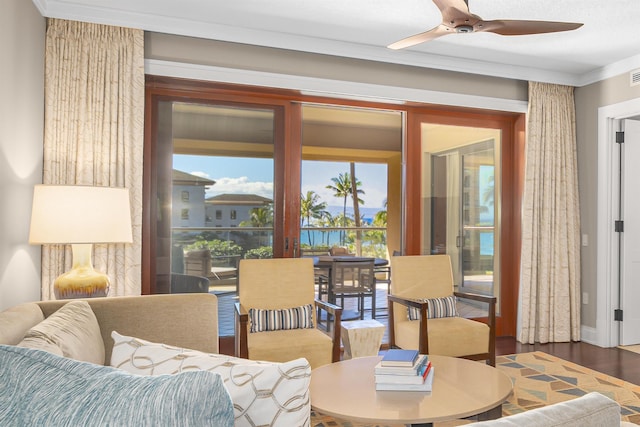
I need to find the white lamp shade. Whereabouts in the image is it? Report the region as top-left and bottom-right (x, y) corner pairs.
(29, 185), (133, 244)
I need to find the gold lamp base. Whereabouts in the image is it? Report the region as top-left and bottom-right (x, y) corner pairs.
(53, 243), (110, 299)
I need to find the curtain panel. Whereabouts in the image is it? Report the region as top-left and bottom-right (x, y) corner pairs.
(41, 19), (144, 299)
(518, 81), (581, 343)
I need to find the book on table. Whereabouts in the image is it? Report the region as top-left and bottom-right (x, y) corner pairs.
(379, 349), (420, 367)
(374, 354), (428, 376)
(375, 367), (435, 391)
(374, 360), (432, 384)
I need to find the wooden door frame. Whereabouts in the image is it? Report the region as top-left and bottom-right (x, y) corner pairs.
(282, 102), (302, 258)
(143, 76), (408, 293)
(143, 76), (525, 337)
(143, 76), (297, 294)
(405, 107), (525, 337)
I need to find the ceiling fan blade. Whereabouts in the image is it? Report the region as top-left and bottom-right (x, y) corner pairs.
(432, 0), (473, 24)
(387, 25), (451, 50)
(387, 0), (583, 50)
(479, 19), (583, 36)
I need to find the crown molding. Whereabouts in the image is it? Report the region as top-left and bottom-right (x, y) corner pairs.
(577, 53), (640, 87)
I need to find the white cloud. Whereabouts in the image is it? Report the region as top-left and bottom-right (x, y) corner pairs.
(207, 176), (273, 199)
(207, 176), (385, 207)
(362, 187), (387, 208)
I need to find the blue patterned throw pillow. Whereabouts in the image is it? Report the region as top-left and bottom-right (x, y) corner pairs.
(249, 304), (314, 333)
(0, 345), (234, 427)
(407, 295), (459, 320)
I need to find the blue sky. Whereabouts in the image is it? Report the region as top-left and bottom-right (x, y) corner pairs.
(173, 154), (387, 209)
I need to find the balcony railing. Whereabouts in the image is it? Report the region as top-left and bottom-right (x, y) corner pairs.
(171, 226), (388, 259)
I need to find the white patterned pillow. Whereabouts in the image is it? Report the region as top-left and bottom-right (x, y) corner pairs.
(110, 331), (311, 427)
(408, 295), (459, 320)
(249, 304), (314, 333)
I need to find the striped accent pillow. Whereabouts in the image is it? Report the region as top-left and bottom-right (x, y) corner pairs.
(249, 304), (314, 333)
(408, 296), (458, 320)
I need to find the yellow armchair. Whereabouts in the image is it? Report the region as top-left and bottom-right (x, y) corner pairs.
(387, 254), (496, 366)
(234, 258), (342, 369)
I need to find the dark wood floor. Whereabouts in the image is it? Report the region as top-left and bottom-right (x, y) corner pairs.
(496, 337), (640, 385)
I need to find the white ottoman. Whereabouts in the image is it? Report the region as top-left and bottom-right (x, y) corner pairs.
(341, 319), (385, 359)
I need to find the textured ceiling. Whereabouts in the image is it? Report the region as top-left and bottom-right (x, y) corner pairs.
(34, 0), (640, 86)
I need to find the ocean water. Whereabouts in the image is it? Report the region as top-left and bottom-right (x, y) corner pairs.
(301, 206), (385, 247)
(324, 205), (383, 223)
(480, 232), (494, 256)
(299, 229), (342, 247)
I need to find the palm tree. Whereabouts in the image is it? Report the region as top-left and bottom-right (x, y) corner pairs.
(326, 171), (364, 243)
(373, 199), (388, 226)
(241, 204), (273, 246)
(243, 205), (273, 228)
(350, 162), (363, 255)
(317, 211), (337, 247)
(367, 199), (388, 253)
(300, 190), (327, 246)
(482, 173), (495, 206)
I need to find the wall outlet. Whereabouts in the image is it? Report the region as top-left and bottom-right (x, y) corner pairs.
(583, 292), (589, 305)
(582, 234), (588, 247)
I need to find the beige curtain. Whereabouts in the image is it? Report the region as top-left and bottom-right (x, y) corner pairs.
(518, 82), (581, 343)
(41, 19), (144, 299)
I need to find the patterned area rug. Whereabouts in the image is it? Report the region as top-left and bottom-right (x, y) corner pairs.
(620, 345), (640, 355)
(310, 351), (640, 426)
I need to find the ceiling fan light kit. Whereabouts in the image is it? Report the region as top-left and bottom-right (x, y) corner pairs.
(388, 0), (583, 50)
(456, 25), (474, 33)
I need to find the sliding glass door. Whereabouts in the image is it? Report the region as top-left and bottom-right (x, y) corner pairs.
(406, 111), (524, 336)
(144, 77), (524, 337)
(430, 136), (499, 297)
(170, 102), (277, 293)
(145, 91), (287, 297)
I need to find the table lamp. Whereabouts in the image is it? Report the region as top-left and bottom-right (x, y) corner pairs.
(29, 185), (133, 299)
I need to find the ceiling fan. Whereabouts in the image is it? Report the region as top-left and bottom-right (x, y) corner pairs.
(388, 0), (583, 50)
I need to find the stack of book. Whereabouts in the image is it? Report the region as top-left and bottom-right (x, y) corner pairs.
(374, 349), (434, 391)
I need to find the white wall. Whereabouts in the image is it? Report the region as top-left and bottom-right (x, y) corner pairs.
(0, 0), (45, 310)
(575, 74), (640, 329)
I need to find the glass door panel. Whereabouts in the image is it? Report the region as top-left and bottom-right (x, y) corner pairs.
(151, 100), (279, 336)
(169, 103), (276, 288)
(422, 124), (501, 316)
(299, 104), (402, 259)
(460, 142), (499, 297)
(299, 103), (402, 330)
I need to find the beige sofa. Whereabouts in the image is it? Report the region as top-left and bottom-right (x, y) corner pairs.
(0, 294), (237, 426)
(0, 293), (314, 427)
(0, 293), (219, 364)
(1, 295), (635, 427)
(467, 391), (636, 426)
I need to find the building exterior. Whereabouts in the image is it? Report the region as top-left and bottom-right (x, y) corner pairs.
(171, 169), (272, 229)
(205, 194), (273, 228)
(172, 170), (215, 228)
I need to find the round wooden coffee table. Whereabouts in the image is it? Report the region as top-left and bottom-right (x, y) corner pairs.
(310, 355), (513, 426)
